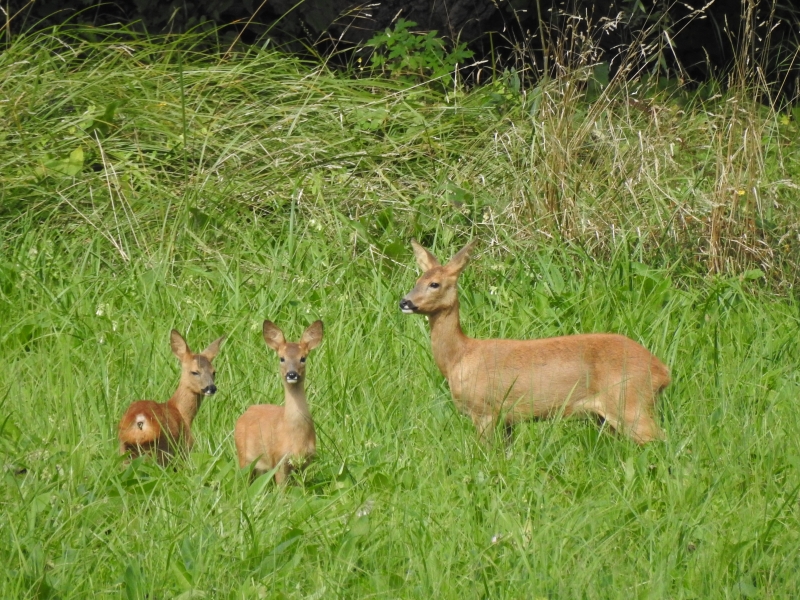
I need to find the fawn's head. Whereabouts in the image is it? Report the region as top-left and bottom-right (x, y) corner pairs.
(400, 240), (477, 315)
(172, 330), (225, 396)
(263, 320), (324, 385)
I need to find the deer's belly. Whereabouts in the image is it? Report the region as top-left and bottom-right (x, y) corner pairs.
(448, 364), (590, 418)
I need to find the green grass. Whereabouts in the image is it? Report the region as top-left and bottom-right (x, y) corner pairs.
(2, 27), (800, 599)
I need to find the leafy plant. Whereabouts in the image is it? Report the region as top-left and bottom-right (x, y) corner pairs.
(34, 146), (85, 179)
(364, 19), (473, 89)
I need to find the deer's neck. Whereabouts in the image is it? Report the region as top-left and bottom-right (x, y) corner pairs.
(428, 299), (469, 379)
(167, 385), (203, 427)
(283, 382), (313, 431)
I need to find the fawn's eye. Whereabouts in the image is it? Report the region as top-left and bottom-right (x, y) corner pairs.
(429, 282), (440, 289)
(191, 371), (200, 376)
(280, 357), (285, 363)
(300, 357), (306, 363)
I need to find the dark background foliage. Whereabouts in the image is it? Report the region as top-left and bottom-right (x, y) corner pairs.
(6, 0), (800, 100)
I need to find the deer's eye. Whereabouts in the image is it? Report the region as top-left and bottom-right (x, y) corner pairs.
(429, 282), (440, 289)
(280, 357), (285, 363)
(300, 357), (306, 363)
(191, 371), (200, 376)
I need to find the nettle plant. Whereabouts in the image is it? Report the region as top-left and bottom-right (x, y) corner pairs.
(364, 19), (473, 89)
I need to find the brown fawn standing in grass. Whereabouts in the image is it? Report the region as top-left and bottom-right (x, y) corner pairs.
(234, 320), (323, 483)
(399, 240), (670, 444)
(118, 330), (225, 464)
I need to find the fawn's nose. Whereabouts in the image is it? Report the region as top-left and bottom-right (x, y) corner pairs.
(399, 298), (417, 313)
(285, 371), (300, 383)
(202, 384), (217, 396)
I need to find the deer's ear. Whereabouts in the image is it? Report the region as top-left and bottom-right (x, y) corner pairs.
(411, 239), (441, 272)
(263, 320), (285, 351)
(170, 330), (191, 359)
(445, 240), (478, 276)
(301, 320), (324, 351)
(201, 335), (225, 360)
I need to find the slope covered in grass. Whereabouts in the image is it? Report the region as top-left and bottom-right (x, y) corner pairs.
(1, 28), (800, 598)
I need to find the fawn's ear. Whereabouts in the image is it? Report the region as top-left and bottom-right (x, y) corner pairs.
(411, 239), (441, 272)
(301, 320), (324, 351)
(201, 335), (225, 360)
(263, 321), (286, 351)
(170, 330), (191, 359)
(445, 240), (478, 276)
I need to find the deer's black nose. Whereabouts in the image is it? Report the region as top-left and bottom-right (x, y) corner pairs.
(286, 371), (299, 383)
(399, 298), (417, 313)
(203, 384), (217, 396)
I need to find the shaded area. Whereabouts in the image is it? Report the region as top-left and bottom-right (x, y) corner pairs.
(7, 0), (800, 99)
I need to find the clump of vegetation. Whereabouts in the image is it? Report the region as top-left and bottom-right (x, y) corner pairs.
(363, 18), (473, 89)
(3, 24), (799, 283)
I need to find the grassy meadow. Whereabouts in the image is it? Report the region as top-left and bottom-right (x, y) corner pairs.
(2, 28), (800, 598)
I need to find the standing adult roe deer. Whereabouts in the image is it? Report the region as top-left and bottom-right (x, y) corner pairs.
(234, 320), (323, 483)
(399, 240), (670, 444)
(118, 330), (225, 464)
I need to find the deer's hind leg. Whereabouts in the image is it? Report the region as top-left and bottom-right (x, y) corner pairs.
(624, 411), (664, 444)
(470, 412), (500, 444)
(619, 378), (665, 443)
(576, 389), (664, 445)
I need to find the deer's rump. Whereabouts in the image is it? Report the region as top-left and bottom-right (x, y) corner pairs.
(118, 400), (184, 447)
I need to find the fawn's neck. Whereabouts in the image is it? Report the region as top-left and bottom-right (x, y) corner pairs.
(428, 299), (468, 379)
(167, 385), (203, 427)
(283, 382), (313, 431)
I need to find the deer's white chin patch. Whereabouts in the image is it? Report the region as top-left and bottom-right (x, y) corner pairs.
(401, 308), (415, 314)
(285, 379), (299, 384)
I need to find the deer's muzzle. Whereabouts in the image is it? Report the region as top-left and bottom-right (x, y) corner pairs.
(399, 298), (417, 313)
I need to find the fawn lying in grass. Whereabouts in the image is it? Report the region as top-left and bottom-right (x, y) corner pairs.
(399, 240), (669, 444)
(235, 320), (323, 483)
(118, 330), (225, 464)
